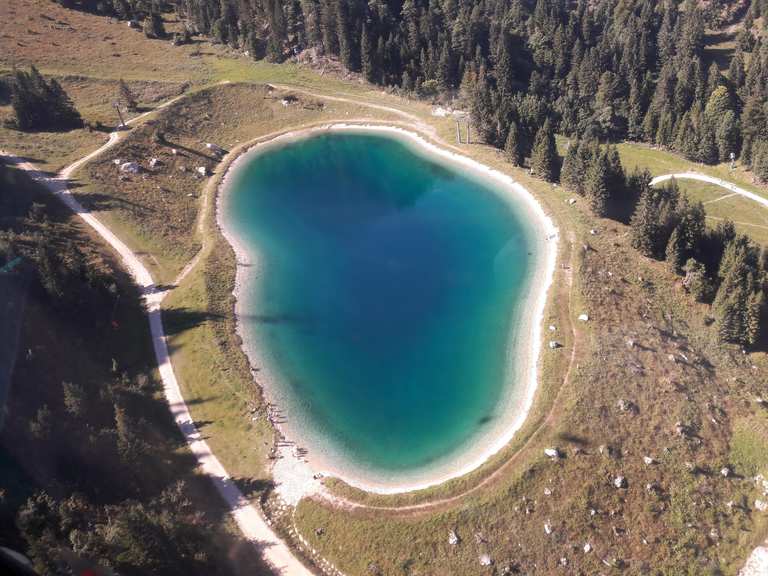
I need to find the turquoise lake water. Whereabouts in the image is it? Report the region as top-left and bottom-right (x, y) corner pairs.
(224, 132), (537, 475)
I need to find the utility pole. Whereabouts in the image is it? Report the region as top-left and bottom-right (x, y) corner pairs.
(113, 101), (126, 130)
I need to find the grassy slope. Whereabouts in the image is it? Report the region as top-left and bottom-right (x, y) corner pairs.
(0, 0), (212, 172)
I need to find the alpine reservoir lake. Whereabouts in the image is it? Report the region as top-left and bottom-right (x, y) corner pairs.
(221, 129), (550, 490)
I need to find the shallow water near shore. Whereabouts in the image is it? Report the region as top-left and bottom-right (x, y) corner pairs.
(223, 131), (544, 483)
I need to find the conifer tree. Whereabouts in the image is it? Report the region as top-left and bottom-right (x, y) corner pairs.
(666, 225), (686, 273)
(585, 151), (610, 217)
(713, 236), (763, 346)
(144, 12), (165, 39)
(504, 121), (524, 166)
(698, 124), (719, 164)
(674, 113), (699, 160)
(560, 139), (583, 193)
(630, 185), (658, 257)
(361, 24), (374, 82)
(630, 179), (680, 259)
(530, 120), (558, 182)
(437, 43), (454, 91)
(716, 110), (741, 162)
(753, 139), (768, 182)
(682, 258), (713, 302)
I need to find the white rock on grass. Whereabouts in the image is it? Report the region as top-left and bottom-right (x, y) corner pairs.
(721, 466), (731, 478)
(578, 313), (589, 322)
(740, 545), (768, 576)
(479, 554), (492, 567)
(544, 522), (553, 535)
(755, 500), (768, 512)
(583, 543), (592, 554)
(544, 448), (560, 459)
(614, 476), (627, 489)
(643, 456), (656, 465)
(448, 530), (460, 545)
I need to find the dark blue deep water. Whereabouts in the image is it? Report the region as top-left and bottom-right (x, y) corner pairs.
(225, 132), (536, 474)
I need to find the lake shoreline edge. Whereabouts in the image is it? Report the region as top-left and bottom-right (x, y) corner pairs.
(215, 123), (560, 495)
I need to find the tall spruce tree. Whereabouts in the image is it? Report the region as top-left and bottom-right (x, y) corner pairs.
(682, 258), (713, 302)
(530, 120), (558, 182)
(713, 236), (764, 346)
(585, 150), (610, 217)
(504, 121), (524, 166)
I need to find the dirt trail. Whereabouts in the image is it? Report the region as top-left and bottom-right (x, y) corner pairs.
(651, 172), (768, 210)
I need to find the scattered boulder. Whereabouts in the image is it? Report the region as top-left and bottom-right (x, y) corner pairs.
(119, 161), (140, 174)
(583, 543), (592, 554)
(643, 456), (656, 465)
(578, 313), (589, 322)
(544, 447), (561, 460)
(479, 554), (493, 567)
(617, 399), (635, 413)
(548, 324), (557, 332)
(448, 530), (460, 545)
(755, 499), (768, 512)
(544, 522), (553, 535)
(548, 340), (562, 349)
(613, 476), (627, 489)
(196, 166), (209, 177)
(567, 198), (576, 205)
(646, 482), (661, 494)
(206, 142), (225, 156)
(171, 148), (179, 155)
(149, 157), (162, 169)
(559, 557), (568, 567)
(720, 466), (731, 478)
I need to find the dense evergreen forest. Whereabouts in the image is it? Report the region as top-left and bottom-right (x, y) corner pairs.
(56, 0), (768, 176)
